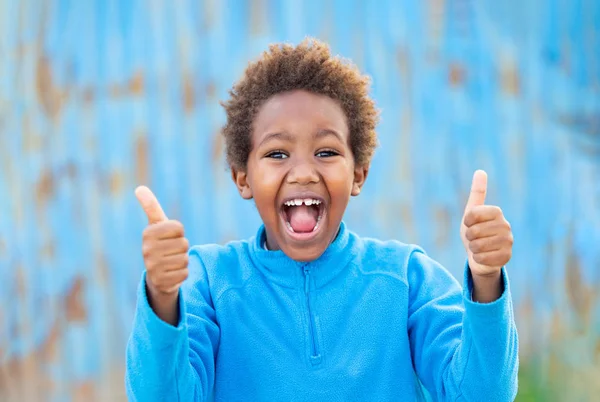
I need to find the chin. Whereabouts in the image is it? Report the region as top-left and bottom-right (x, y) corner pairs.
(281, 243), (329, 262)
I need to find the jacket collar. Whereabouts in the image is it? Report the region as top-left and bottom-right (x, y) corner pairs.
(247, 221), (359, 289)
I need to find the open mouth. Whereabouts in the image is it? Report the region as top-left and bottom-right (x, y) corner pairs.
(280, 197), (326, 237)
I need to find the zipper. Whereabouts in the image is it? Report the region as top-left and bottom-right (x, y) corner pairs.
(303, 267), (322, 365)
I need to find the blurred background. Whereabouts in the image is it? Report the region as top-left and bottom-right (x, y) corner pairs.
(1, 0), (599, 401)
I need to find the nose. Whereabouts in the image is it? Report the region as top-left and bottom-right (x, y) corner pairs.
(286, 158), (319, 185)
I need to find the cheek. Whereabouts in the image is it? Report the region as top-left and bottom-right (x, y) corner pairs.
(249, 163), (284, 201)
(322, 163), (355, 198)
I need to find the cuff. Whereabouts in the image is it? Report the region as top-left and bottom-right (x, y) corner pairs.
(462, 263), (512, 322)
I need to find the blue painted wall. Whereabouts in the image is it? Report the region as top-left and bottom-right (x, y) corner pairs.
(1, 0), (598, 400)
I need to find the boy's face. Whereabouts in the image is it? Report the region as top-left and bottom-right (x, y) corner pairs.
(233, 90), (368, 261)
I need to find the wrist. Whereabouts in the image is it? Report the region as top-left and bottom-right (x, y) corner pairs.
(146, 281), (178, 302)
(145, 279), (180, 326)
(470, 269), (503, 303)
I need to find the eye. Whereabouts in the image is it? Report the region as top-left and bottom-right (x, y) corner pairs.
(316, 149), (339, 158)
(265, 150), (288, 159)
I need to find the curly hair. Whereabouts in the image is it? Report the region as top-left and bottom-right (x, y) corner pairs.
(220, 37), (379, 170)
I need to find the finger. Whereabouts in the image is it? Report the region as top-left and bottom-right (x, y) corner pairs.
(463, 205), (504, 227)
(464, 170), (488, 213)
(145, 253), (189, 272)
(468, 234), (513, 254)
(135, 185), (168, 224)
(142, 220), (185, 241)
(156, 268), (189, 289)
(155, 237), (190, 257)
(142, 237), (189, 259)
(472, 249), (512, 267)
(465, 218), (511, 241)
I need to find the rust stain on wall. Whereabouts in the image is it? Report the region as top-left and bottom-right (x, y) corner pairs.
(182, 73), (196, 113)
(82, 86), (95, 104)
(206, 81), (216, 100)
(35, 169), (55, 207)
(109, 171), (125, 195)
(129, 71), (145, 95)
(96, 254), (110, 287)
(448, 63), (467, 87)
(499, 60), (520, 96)
(40, 240), (55, 261)
(72, 380), (96, 402)
(15, 265), (27, 299)
(22, 117), (43, 153)
(565, 250), (593, 329)
(212, 129), (224, 166)
(36, 56), (66, 119)
(65, 276), (87, 323)
(0, 319), (61, 402)
(109, 72), (145, 98)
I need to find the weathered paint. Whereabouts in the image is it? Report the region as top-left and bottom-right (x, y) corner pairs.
(0, 0), (598, 400)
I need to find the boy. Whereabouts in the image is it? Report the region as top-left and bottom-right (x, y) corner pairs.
(125, 39), (518, 401)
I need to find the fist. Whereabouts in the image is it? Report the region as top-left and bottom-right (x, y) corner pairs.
(460, 170), (513, 277)
(136, 186), (190, 296)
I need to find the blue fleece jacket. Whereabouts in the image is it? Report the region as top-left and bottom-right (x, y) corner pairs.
(125, 222), (519, 401)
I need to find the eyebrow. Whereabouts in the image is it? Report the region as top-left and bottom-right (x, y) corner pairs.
(257, 129), (345, 147)
(258, 132), (295, 147)
(314, 129), (344, 142)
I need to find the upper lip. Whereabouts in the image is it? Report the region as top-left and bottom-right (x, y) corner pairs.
(280, 191), (326, 207)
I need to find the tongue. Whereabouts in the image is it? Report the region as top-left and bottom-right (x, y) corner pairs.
(288, 205), (318, 233)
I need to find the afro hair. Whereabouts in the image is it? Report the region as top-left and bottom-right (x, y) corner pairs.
(220, 37), (379, 171)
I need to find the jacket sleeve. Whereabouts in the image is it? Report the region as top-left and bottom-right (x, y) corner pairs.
(125, 248), (220, 401)
(407, 248), (519, 402)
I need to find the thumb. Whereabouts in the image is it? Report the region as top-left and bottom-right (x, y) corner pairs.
(464, 170), (488, 212)
(135, 186), (168, 224)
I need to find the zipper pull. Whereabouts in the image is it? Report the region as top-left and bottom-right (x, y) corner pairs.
(304, 268), (310, 294)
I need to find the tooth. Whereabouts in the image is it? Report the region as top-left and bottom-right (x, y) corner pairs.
(305, 199), (313, 206)
(314, 200), (321, 205)
(294, 199), (302, 206)
(286, 221), (295, 233)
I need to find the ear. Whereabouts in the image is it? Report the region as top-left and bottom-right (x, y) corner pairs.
(231, 168), (253, 200)
(351, 164), (369, 196)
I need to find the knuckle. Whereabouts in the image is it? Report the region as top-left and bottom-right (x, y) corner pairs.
(465, 210), (477, 224)
(170, 220), (185, 234)
(180, 268), (189, 282)
(182, 237), (190, 250)
(466, 226), (478, 241)
(142, 244), (152, 258)
(507, 233), (514, 246)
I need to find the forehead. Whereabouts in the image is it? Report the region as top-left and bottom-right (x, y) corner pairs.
(252, 90), (348, 139)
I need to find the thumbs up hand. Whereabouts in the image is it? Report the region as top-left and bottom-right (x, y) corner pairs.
(460, 171), (513, 289)
(135, 186), (189, 325)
